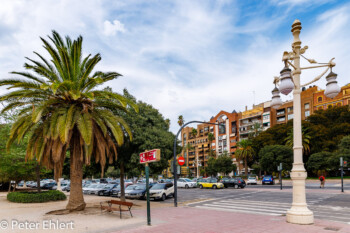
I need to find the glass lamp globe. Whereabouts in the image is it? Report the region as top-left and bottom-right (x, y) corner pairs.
(279, 66), (294, 95)
(324, 72), (341, 99)
(271, 87), (282, 109)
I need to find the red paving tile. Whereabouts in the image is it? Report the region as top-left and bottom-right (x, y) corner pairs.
(116, 206), (350, 233)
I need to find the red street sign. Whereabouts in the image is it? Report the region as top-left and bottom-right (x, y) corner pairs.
(140, 149), (161, 164)
(178, 156), (185, 166)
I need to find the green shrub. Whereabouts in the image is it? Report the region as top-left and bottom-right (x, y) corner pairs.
(7, 190), (66, 203)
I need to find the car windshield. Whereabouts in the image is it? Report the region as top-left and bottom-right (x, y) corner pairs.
(96, 184), (106, 188)
(88, 184), (98, 188)
(248, 177), (255, 180)
(151, 184), (166, 190)
(210, 179), (218, 183)
(105, 184), (115, 189)
(135, 185), (146, 190)
(265, 176), (272, 178)
(184, 179), (192, 182)
(126, 185), (137, 190)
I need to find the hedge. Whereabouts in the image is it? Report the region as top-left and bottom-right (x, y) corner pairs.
(7, 190), (66, 203)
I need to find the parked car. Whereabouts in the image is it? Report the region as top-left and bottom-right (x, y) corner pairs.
(198, 178), (224, 189)
(42, 182), (57, 190)
(89, 184), (107, 195)
(177, 178), (197, 188)
(262, 175), (275, 185)
(222, 177), (246, 189)
(83, 184), (99, 194)
(98, 184), (118, 196)
(150, 183), (174, 201)
(124, 184), (155, 199)
(247, 177), (257, 185)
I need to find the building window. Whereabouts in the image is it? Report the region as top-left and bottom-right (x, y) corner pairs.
(223, 139), (227, 147)
(287, 114), (293, 120)
(305, 110), (310, 117)
(304, 103), (310, 110)
(328, 104), (333, 109)
(318, 97), (323, 103)
(277, 117), (285, 122)
(318, 106), (323, 110)
(263, 115), (269, 120)
(287, 107), (293, 112)
(219, 124), (226, 134)
(337, 102), (342, 107)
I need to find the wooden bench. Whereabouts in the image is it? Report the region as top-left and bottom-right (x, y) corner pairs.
(100, 200), (133, 219)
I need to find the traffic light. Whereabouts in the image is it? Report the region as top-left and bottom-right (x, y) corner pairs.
(344, 161), (347, 167)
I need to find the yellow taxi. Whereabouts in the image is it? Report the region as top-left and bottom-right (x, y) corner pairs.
(198, 178), (224, 189)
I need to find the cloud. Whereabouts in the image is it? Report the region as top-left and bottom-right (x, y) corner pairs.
(103, 20), (126, 36)
(0, 0), (349, 134)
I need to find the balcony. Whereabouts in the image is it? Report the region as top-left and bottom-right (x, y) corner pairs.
(276, 111), (285, 116)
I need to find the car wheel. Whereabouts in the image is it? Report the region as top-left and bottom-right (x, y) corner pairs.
(234, 184), (238, 189)
(212, 185), (217, 189)
(185, 184), (189, 189)
(161, 194), (166, 201)
(199, 185), (203, 189)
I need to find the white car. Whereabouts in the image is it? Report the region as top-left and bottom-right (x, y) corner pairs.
(149, 183), (174, 201)
(177, 178), (197, 188)
(83, 184), (98, 194)
(247, 177), (257, 185)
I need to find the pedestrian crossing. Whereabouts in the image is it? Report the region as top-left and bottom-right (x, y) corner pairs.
(188, 194), (350, 224)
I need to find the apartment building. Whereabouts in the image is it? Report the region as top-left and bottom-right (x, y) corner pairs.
(314, 83), (350, 110)
(179, 83), (350, 177)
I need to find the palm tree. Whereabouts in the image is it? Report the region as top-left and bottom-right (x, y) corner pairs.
(235, 139), (254, 176)
(0, 31), (137, 211)
(183, 142), (193, 167)
(207, 132), (215, 156)
(178, 115), (184, 127)
(285, 127), (311, 154)
(249, 122), (262, 138)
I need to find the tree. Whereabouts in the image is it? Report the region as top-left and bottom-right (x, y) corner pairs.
(207, 132), (215, 156)
(178, 115), (184, 127)
(0, 32), (137, 211)
(249, 122), (262, 139)
(259, 145), (293, 174)
(183, 143), (193, 167)
(111, 89), (178, 201)
(285, 126), (311, 155)
(205, 157), (218, 177)
(307, 152), (334, 176)
(216, 153), (236, 175)
(235, 139), (254, 175)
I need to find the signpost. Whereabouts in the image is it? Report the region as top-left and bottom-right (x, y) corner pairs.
(277, 163), (282, 190)
(340, 157), (346, 193)
(178, 156), (185, 166)
(139, 149), (161, 226)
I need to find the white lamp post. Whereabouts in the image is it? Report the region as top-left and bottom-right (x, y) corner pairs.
(271, 19), (340, 225)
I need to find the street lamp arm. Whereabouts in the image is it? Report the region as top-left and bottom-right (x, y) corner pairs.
(301, 65), (330, 88)
(173, 120), (224, 207)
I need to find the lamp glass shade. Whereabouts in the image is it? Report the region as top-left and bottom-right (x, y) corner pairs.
(279, 67), (294, 95)
(324, 72), (340, 99)
(271, 87), (282, 109)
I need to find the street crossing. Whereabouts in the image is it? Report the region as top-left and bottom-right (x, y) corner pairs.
(187, 191), (350, 224)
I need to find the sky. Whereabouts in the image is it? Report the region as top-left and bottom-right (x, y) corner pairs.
(0, 0), (349, 133)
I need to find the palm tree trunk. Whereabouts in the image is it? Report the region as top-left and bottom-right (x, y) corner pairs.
(36, 164), (41, 193)
(66, 132), (86, 211)
(120, 161), (126, 202)
(244, 157), (248, 176)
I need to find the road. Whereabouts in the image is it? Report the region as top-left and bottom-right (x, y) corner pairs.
(161, 185), (350, 224)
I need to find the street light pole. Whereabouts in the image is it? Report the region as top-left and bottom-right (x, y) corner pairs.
(173, 120), (223, 207)
(286, 20), (314, 225)
(270, 19), (340, 225)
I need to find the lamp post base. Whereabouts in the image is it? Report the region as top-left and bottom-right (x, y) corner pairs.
(286, 170), (314, 225)
(286, 208), (314, 225)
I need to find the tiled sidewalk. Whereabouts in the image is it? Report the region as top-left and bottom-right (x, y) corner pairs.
(117, 206), (350, 233)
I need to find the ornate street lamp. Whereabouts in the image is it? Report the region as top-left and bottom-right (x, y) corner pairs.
(271, 19), (340, 225)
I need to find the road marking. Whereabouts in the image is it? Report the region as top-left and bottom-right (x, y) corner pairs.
(195, 206), (282, 216)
